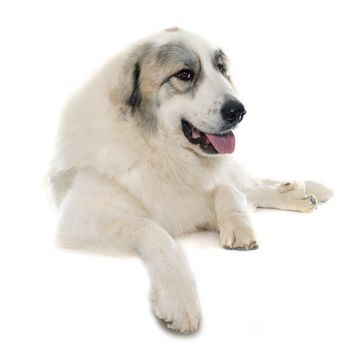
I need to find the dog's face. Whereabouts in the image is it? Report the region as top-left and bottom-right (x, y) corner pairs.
(116, 28), (246, 156)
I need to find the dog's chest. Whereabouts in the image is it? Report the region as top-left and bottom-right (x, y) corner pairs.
(147, 182), (216, 235)
(122, 159), (219, 235)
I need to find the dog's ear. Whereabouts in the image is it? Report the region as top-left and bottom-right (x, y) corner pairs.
(110, 44), (157, 132)
(110, 55), (144, 117)
(110, 43), (158, 117)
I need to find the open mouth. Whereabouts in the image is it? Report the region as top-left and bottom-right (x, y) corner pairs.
(181, 119), (235, 154)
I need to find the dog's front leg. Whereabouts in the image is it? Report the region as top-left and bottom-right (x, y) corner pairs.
(243, 180), (332, 212)
(214, 185), (258, 250)
(60, 206), (201, 333)
(57, 172), (201, 334)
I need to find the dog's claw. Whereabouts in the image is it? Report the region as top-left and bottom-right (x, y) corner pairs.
(223, 240), (259, 251)
(233, 240), (259, 251)
(309, 195), (317, 206)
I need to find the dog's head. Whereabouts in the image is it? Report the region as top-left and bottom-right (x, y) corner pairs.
(112, 28), (246, 156)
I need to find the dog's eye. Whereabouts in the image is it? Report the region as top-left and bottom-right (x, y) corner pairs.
(217, 64), (226, 74)
(175, 69), (194, 81)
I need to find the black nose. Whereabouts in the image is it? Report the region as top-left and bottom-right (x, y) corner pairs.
(220, 99), (246, 124)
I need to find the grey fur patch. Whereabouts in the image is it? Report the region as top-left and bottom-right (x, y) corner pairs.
(156, 43), (199, 70)
(213, 48), (234, 87)
(213, 49), (228, 72)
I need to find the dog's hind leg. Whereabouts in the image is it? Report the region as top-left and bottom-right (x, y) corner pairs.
(56, 171), (201, 334)
(243, 179), (332, 212)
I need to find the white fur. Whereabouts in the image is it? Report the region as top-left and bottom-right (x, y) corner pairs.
(49, 29), (332, 333)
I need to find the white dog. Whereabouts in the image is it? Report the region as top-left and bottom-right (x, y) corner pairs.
(49, 28), (332, 333)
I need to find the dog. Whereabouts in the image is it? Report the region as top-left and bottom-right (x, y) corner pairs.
(49, 28), (333, 333)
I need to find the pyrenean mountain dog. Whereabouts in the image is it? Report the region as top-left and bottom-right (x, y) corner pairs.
(49, 28), (332, 333)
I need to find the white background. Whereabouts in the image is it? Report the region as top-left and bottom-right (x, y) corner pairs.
(1, 0), (349, 349)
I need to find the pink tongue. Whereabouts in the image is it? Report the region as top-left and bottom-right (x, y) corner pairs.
(206, 132), (235, 154)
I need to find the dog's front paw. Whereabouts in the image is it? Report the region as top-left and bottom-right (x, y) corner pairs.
(151, 279), (201, 334)
(305, 180), (333, 203)
(285, 194), (318, 213)
(298, 194), (318, 212)
(277, 181), (318, 213)
(220, 220), (258, 250)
